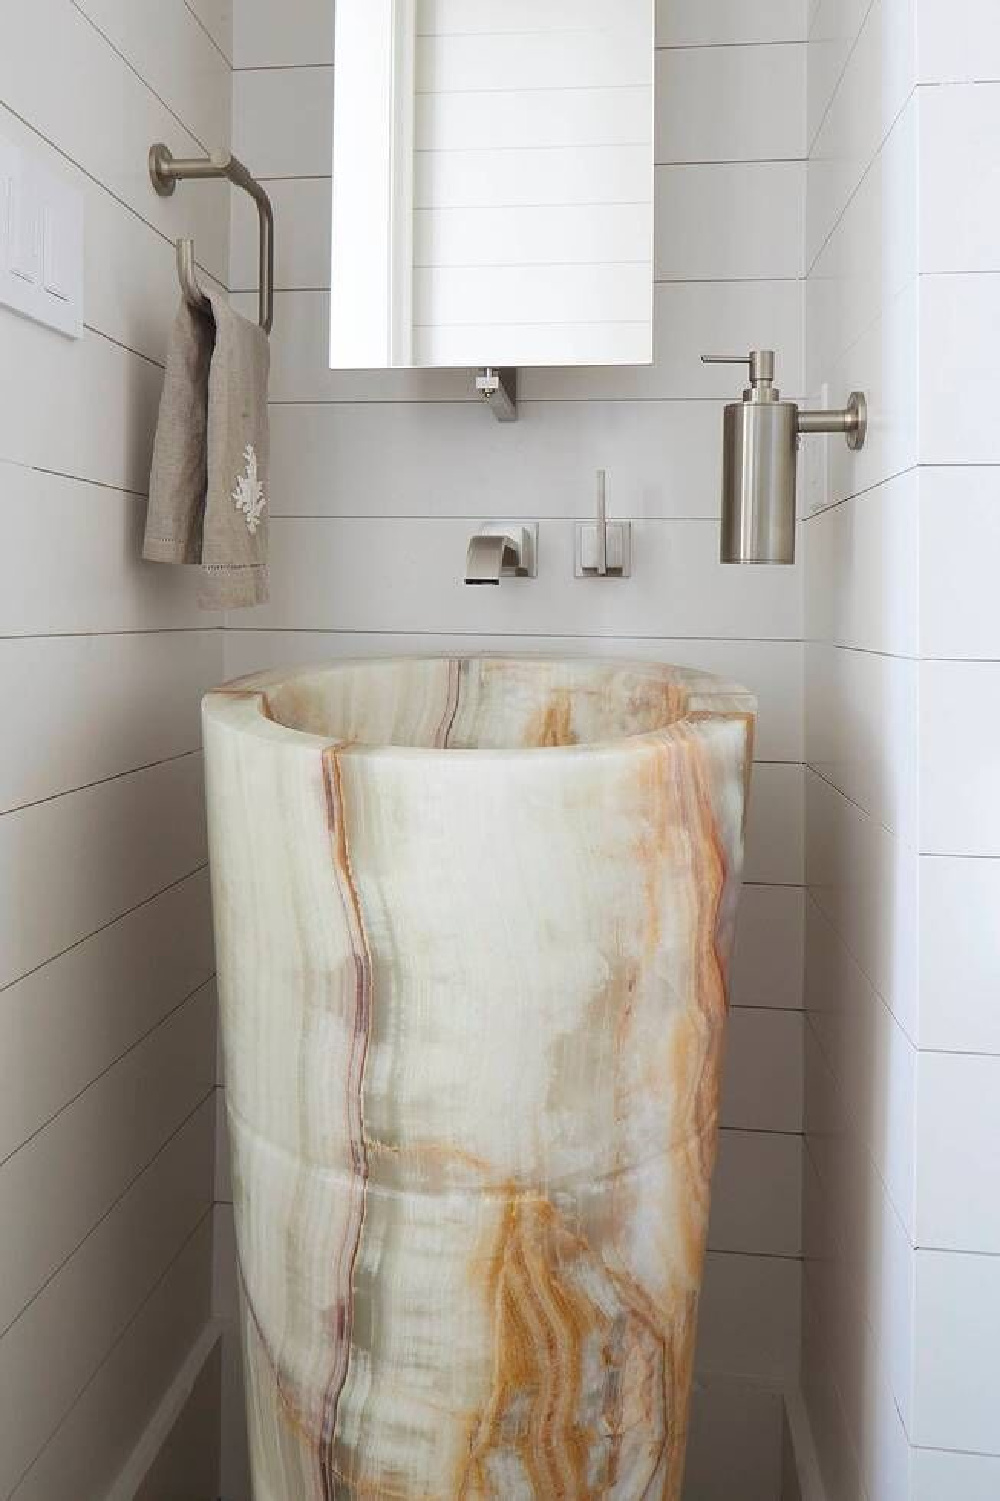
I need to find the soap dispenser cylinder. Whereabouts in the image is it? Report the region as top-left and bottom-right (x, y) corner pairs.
(720, 397), (798, 565)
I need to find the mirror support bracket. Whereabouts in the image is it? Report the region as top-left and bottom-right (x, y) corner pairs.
(476, 367), (518, 423)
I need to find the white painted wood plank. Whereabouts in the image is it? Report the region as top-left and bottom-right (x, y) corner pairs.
(711, 1131), (803, 1257)
(415, 203), (653, 269)
(0, 988), (214, 1337)
(235, 0), (331, 67)
(0, 633), (221, 814)
(415, 143), (651, 209)
(73, 0), (233, 152)
(417, 26), (651, 95)
(413, 320), (652, 368)
(0, 466), (220, 635)
(232, 65), (334, 179)
(221, 630), (802, 763)
(227, 516), (801, 639)
(0, 320), (163, 493)
(415, 85), (652, 152)
(415, 262), (652, 326)
(722, 1008), (804, 1134)
(265, 398), (726, 519)
(657, 0), (808, 46)
(0, 1100), (213, 1495)
(0, 754), (208, 990)
(656, 163), (805, 281)
(656, 45), (806, 163)
(732, 884), (806, 1010)
(231, 176), (330, 292)
(421, 0), (651, 36)
(0, 879), (214, 1166)
(697, 1251), (802, 1383)
(0, 0), (229, 284)
(11, 1222), (214, 1501)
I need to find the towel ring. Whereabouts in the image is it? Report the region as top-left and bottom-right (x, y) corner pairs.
(149, 143), (274, 334)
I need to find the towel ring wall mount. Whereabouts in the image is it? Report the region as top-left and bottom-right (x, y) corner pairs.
(148, 143), (274, 333)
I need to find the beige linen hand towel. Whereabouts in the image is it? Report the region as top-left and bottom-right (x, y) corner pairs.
(143, 291), (269, 608)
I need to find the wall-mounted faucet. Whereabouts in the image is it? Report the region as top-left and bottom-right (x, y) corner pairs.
(576, 470), (632, 578)
(703, 350), (868, 565)
(465, 524), (538, 585)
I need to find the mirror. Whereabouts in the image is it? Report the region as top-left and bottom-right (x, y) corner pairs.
(330, 0), (655, 371)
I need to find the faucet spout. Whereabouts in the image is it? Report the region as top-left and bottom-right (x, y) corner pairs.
(465, 533), (516, 586)
(464, 524), (538, 585)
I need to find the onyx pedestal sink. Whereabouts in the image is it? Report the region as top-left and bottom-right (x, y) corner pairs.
(203, 656), (756, 1500)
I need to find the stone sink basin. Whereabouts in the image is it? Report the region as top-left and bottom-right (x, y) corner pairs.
(202, 655), (756, 1501)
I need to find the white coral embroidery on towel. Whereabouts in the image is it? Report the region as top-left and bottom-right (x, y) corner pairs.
(232, 444), (267, 535)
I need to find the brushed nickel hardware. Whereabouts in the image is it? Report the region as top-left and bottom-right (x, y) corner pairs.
(148, 143), (275, 333)
(475, 367), (518, 422)
(465, 523), (538, 585)
(702, 350), (868, 565)
(575, 470), (632, 579)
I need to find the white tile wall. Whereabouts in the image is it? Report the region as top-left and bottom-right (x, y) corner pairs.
(0, 0), (227, 1493)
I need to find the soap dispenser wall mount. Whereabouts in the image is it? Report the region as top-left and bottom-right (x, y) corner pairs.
(702, 350), (867, 565)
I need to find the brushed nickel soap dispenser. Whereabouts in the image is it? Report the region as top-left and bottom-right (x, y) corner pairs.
(702, 350), (868, 564)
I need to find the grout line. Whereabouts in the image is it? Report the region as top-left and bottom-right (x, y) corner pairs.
(26, 464), (149, 500)
(801, 464), (918, 520)
(0, 978), (216, 1173)
(1, 748), (203, 820)
(0, 629), (222, 641)
(83, 321), (165, 372)
(805, 0), (876, 158)
(0, 864), (210, 999)
(0, 1091), (215, 1346)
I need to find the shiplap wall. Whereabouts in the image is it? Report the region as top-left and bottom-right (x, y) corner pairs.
(410, 0), (654, 367)
(224, 0), (809, 1492)
(0, 0), (230, 1494)
(804, 2), (1000, 1498)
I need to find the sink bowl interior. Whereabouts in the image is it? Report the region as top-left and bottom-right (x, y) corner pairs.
(256, 656), (719, 752)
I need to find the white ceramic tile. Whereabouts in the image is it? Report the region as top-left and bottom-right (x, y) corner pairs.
(10, 1218), (213, 1501)
(684, 1375), (787, 1501)
(214, 1088), (232, 1204)
(231, 176), (329, 291)
(710, 1131), (803, 1257)
(655, 162), (805, 282)
(806, 0), (870, 147)
(0, 1100), (212, 1495)
(235, 0), (332, 68)
(186, 0), (233, 64)
(918, 855), (1000, 1054)
(920, 660), (1000, 856)
(805, 640), (919, 842)
(911, 1247), (1000, 1453)
(916, 0), (1000, 82)
(232, 65), (334, 178)
(231, 516), (802, 641)
(0, 754), (207, 990)
(696, 1252), (802, 1383)
(0, 988), (214, 1336)
(920, 272), (1000, 465)
(915, 1051), (1000, 1253)
(658, 0), (807, 46)
(920, 467), (1000, 659)
(0, 467), (220, 635)
(721, 1008), (804, 1135)
(75, 0), (233, 151)
(656, 45), (805, 164)
(0, 632), (220, 813)
(0, 880), (214, 1165)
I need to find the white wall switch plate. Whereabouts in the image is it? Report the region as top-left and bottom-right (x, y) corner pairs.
(0, 128), (83, 338)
